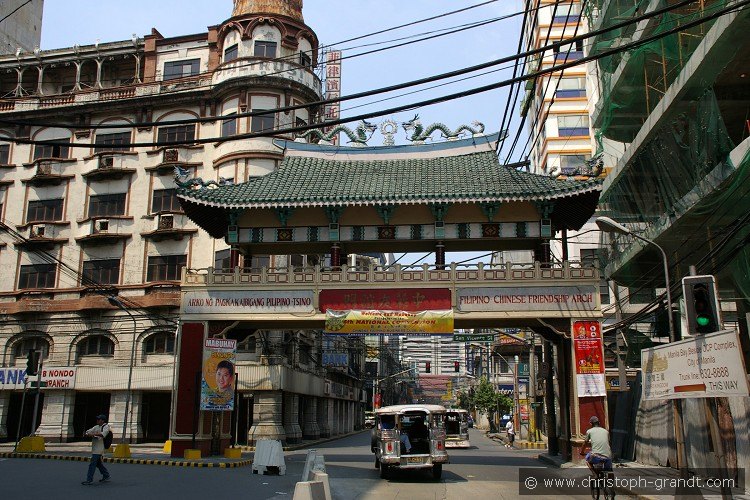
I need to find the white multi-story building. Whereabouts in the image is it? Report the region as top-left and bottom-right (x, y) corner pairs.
(0, 0), (335, 444)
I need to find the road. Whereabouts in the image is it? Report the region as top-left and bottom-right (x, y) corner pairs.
(0, 430), (614, 500)
(322, 429), (592, 500)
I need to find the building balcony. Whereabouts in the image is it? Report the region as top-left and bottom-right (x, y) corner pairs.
(145, 146), (203, 175)
(15, 222), (69, 249)
(141, 213), (198, 241)
(75, 218), (134, 246)
(22, 159), (76, 186)
(213, 58), (323, 99)
(82, 153), (138, 181)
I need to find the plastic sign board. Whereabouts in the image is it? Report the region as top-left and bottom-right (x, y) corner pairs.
(200, 338), (237, 411)
(324, 309), (454, 335)
(641, 330), (749, 400)
(573, 321), (606, 397)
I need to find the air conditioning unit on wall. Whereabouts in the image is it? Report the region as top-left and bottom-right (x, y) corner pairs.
(98, 156), (114, 169)
(163, 149), (178, 163)
(29, 224), (47, 238)
(158, 214), (174, 230)
(94, 219), (110, 233)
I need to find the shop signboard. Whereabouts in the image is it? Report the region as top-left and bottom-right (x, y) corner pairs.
(573, 321), (606, 397)
(324, 309), (453, 335)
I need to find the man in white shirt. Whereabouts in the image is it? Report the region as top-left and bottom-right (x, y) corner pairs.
(81, 414), (111, 485)
(505, 419), (515, 448)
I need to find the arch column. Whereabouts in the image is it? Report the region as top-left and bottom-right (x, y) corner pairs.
(282, 393), (302, 443)
(302, 396), (320, 440)
(0, 391), (9, 440)
(249, 391), (286, 445)
(317, 397), (330, 438)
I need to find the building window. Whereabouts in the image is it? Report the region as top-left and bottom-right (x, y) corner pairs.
(629, 286), (656, 305)
(27, 199), (64, 222)
(151, 189), (181, 213)
(224, 44), (239, 62)
(557, 114), (589, 136)
(560, 154), (592, 175)
(163, 59), (200, 80)
(0, 143), (9, 164)
(254, 41), (277, 58)
(580, 248), (598, 268)
(88, 193), (126, 217)
(553, 3), (582, 23)
(83, 259), (120, 285)
(144, 332), (175, 354)
(77, 336), (114, 357)
(251, 110), (275, 133)
(13, 337), (50, 360)
(555, 76), (587, 98)
(94, 132), (131, 152)
(33, 140), (70, 160)
(147, 254), (187, 282)
(553, 40), (584, 61)
(214, 249), (231, 271)
(299, 51), (312, 68)
(157, 124), (195, 144)
(499, 359), (510, 373)
(18, 263), (57, 289)
(221, 113), (237, 137)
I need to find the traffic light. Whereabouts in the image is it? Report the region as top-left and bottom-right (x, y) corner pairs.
(26, 349), (41, 376)
(454, 361), (459, 373)
(683, 275), (721, 335)
(425, 361), (431, 373)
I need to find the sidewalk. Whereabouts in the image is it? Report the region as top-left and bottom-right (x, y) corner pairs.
(0, 431), (365, 468)
(486, 431), (547, 450)
(538, 453), (749, 499)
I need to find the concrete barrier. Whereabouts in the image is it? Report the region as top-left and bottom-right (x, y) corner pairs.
(293, 450), (331, 500)
(292, 480), (327, 500)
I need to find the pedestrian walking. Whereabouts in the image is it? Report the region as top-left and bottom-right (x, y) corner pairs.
(505, 419), (515, 448)
(82, 414), (111, 485)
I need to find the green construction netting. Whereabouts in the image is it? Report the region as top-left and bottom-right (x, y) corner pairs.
(599, 85), (750, 296)
(585, 0), (728, 147)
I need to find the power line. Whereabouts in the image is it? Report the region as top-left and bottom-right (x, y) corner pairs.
(0, 0), (705, 134)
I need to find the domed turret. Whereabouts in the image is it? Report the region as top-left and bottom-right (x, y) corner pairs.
(232, 0), (304, 22)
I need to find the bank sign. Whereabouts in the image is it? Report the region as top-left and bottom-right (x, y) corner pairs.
(0, 367), (77, 389)
(456, 286), (598, 312)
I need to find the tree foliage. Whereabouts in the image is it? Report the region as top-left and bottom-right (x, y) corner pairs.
(471, 376), (513, 432)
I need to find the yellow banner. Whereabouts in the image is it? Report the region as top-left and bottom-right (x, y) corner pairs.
(324, 310), (454, 335)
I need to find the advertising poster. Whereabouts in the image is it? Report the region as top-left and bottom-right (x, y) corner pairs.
(324, 309), (454, 335)
(573, 321), (606, 397)
(200, 338), (237, 411)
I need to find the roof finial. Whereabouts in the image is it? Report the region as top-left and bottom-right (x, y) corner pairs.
(232, 0), (304, 21)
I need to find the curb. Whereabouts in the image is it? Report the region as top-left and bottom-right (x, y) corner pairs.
(239, 430), (366, 452)
(0, 452), (252, 468)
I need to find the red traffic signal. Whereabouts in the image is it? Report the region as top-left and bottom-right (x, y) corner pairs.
(425, 361), (431, 373)
(454, 361), (459, 372)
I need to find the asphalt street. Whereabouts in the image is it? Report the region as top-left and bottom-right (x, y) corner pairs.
(0, 429), (624, 500)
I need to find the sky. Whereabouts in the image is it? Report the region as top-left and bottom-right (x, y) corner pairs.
(39, 0), (528, 265)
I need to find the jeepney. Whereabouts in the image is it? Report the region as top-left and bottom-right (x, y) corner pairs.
(371, 404), (448, 480)
(444, 408), (471, 448)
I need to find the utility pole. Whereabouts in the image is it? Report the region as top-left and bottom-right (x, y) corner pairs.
(529, 333), (537, 442)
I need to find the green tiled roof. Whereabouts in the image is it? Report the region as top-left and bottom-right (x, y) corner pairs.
(178, 151), (601, 209)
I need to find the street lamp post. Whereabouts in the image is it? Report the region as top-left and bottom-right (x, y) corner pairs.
(108, 296), (137, 458)
(595, 216), (688, 474)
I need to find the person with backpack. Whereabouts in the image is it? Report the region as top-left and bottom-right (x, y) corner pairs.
(82, 414), (111, 485)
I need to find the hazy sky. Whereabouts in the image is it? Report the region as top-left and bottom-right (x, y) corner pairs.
(39, 0), (527, 264)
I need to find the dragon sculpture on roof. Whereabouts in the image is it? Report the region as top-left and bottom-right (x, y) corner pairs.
(295, 120), (377, 147)
(401, 115), (485, 144)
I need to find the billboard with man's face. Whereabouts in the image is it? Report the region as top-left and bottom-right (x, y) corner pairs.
(200, 338), (237, 411)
